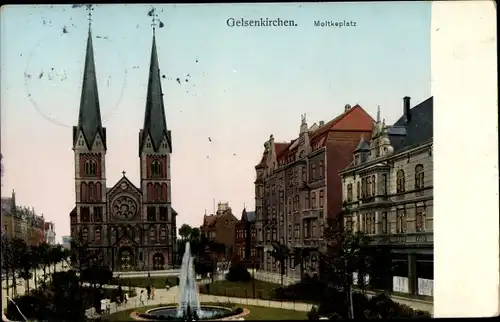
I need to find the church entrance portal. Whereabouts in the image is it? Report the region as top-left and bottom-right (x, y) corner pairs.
(152, 253), (165, 270)
(118, 247), (134, 271)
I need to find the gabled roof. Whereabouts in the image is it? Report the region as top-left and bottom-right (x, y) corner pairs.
(355, 136), (370, 152)
(106, 175), (142, 197)
(259, 104), (374, 166)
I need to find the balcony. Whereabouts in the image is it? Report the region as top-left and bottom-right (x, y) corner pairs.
(294, 237), (320, 249)
(369, 232), (433, 246)
(301, 209), (323, 219)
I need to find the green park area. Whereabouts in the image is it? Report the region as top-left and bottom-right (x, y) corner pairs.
(102, 302), (307, 321)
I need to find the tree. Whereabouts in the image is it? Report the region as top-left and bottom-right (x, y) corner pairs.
(266, 241), (290, 285)
(190, 227), (200, 240)
(178, 224), (193, 240)
(291, 247), (310, 281)
(319, 216), (374, 319)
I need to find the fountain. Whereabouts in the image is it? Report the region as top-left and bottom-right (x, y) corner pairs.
(138, 241), (241, 321)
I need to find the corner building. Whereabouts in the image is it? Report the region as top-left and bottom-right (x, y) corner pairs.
(69, 26), (177, 271)
(254, 105), (374, 278)
(339, 97), (433, 297)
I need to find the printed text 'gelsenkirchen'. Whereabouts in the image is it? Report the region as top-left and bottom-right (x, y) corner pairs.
(227, 18), (298, 27)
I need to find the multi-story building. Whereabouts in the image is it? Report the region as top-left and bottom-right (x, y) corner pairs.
(254, 105), (374, 278)
(233, 208), (257, 264)
(1, 190), (45, 246)
(200, 202), (238, 262)
(69, 21), (177, 271)
(339, 96), (433, 297)
(44, 221), (56, 245)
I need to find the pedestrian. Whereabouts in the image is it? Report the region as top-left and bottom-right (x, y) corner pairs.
(146, 284), (151, 300)
(151, 285), (156, 300)
(139, 290), (145, 306)
(118, 285), (124, 306)
(165, 279), (170, 291)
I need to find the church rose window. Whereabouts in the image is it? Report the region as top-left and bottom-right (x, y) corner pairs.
(112, 196), (138, 220)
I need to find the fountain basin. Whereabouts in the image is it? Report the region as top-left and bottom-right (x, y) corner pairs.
(135, 305), (243, 321)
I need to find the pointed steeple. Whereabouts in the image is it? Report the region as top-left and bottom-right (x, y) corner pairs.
(140, 9), (170, 154)
(74, 5), (105, 149)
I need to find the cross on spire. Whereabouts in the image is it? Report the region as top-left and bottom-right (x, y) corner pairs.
(150, 7), (159, 35)
(122, 170), (126, 177)
(86, 4), (94, 29)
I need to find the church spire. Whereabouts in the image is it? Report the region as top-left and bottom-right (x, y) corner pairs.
(74, 4), (105, 149)
(140, 8), (170, 154)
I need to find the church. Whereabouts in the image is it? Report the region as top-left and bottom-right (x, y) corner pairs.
(69, 14), (177, 271)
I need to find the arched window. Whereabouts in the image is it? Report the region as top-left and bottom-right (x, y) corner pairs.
(110, 226), (116, 243)
(81, 182), (88, 202)
(88, 182), (95, 201)
(151, 160), (162, 177)
(415, 165), (424, 189)
(149, 225), (156, 243)
(84, 159), (97, 176)
(160, 225), (167, 241)
(147, 183), (154, 202)
(96, 182), (102, 200)
(162, 183), (168, 201)
(396, 170), (405, 193)
(154, 183), (162, 201)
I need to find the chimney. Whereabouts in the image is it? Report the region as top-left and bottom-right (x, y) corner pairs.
(403, 97), (411, 124)
(319, 120), (325, 126)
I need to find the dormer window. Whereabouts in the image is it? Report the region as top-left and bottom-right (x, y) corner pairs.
(151, 160), (162, 177)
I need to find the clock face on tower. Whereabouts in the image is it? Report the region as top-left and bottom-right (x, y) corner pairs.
(112, 196), (138, 220)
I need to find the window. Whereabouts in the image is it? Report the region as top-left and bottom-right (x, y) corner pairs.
(304, 220), (310, 238)
(151, 160), (162, 177)
(305, 194), (310, 209)
(361, 178), (367, 198)
(396, 209), (406, 233)
(149, 225), (156, 243)
(381, 174), (387, 196)
(312, 220), (317, 237)
(266, 227), (270, 242)
(81, 226), (88, 241)
(356, 213), (361, 231)
(147, 207), (156, 221)
(93, 207), (102, 222)
(301, 167), (306, 181)
(154, 183), (162, 201)
(319, 160), (324, 177)
(356, 182), (360, 200)
(88, 182), (95, 201)
(160, 225), (167, 240)
(347, 184), (353, 202)
(397, 170), (405, 193)
(415, 165), (424, 189)
(84, 159), (97, 176)
(366, 176), (372, 197)
(345, 216), (353, 232)
(312, 192), (316, 208)
(95, 226), (101, 242)
(288, 225), (292, 240)
(311, 164), (316, 180)
(279, 191), (284, 204)
(319, 190), (324, 208)
(416, 207), (426, 232)
(159, 207), (168, 221)
(371, 175), (376, 196)
(272, 227), (277, 241)
(294, 224), (300, 239)
(381, 212), (388, 234)
(81, 207), (90, 222)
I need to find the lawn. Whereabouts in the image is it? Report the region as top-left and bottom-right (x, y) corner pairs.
(102, 302), (307, 321)
(109, 276), (178, 290)
(198, 280), (280, 300)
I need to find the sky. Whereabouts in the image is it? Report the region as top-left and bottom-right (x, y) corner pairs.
(0, 3), (431, 241)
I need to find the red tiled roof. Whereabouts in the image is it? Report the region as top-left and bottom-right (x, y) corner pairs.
(256, 104), (374, 167)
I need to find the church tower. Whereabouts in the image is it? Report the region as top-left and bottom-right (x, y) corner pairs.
(138, 11), (175, 266)
(72, 6), (107, 252)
